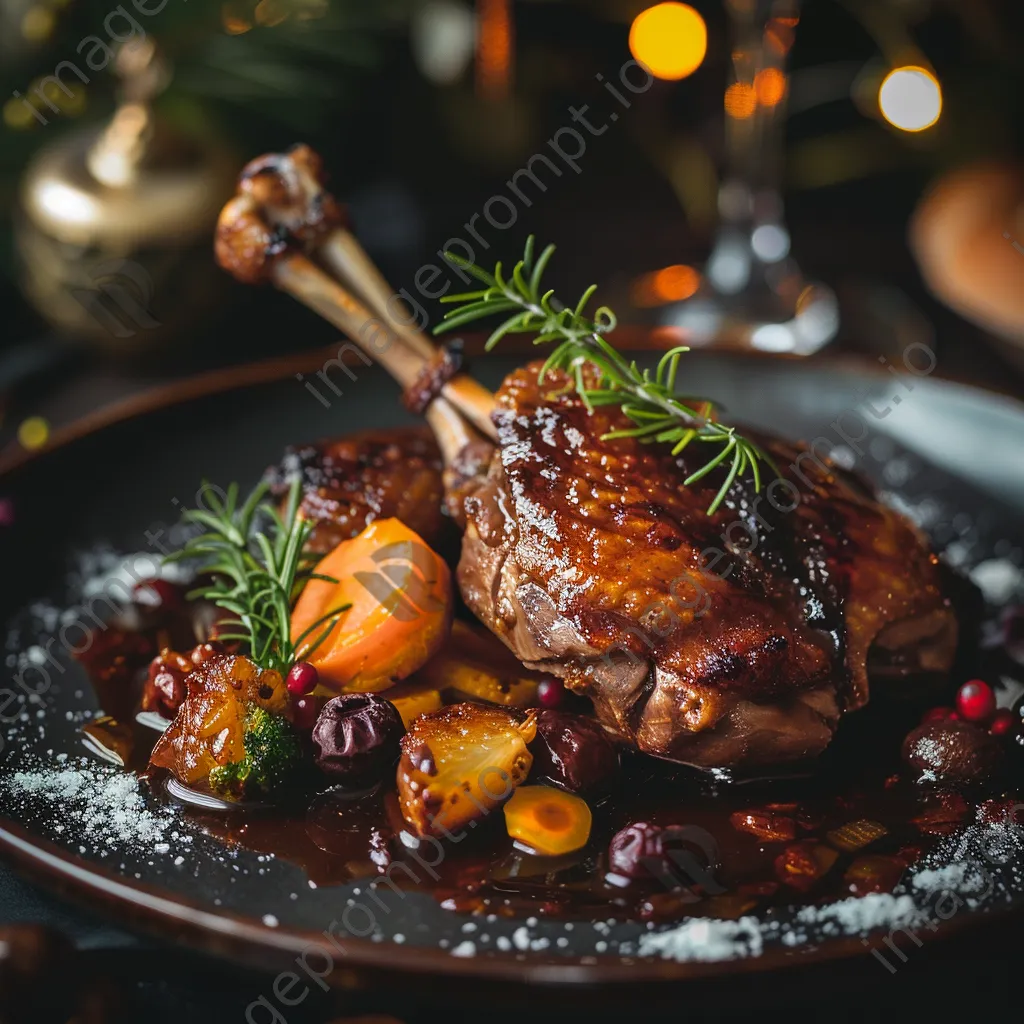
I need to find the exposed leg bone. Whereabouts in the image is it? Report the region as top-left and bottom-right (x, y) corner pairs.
(216, 145), (497, 440)
(271, 255), (479, 465)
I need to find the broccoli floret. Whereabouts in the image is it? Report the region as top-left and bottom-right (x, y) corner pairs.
(209, 705), (303, 800)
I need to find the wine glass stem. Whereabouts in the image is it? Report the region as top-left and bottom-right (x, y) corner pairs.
(716, 0), (799, 267)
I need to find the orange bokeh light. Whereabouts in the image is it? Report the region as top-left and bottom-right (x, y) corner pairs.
(629, 3), (708, 82)
(477, 0), (513, 100)
(754, 67), (786, 107)
(221, 2), (251, 34)
(632, 264), (701, 307)
(724, 82), (757, 119)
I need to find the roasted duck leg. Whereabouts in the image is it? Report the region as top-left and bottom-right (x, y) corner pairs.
(215, 147), (957, 770)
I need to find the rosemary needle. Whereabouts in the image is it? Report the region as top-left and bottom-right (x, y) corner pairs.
(165, 478), (348, 675)
(435, 236), (778, 515)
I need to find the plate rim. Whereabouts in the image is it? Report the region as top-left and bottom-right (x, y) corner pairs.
(2, 344), (1024, 987)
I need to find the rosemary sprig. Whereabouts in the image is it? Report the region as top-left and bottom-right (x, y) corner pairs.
(435, 236), (778, 515)
(166, 479), (349, 675)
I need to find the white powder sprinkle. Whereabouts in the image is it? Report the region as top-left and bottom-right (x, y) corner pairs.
(794, 893), (922, 936)
(3, 761), (178, 854)
(638, 917), (764, 963)
(450, 940), (476, 957)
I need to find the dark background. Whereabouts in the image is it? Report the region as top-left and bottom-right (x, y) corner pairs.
(1, 0), (1023, 1020)
(0, 0), (1022, 438)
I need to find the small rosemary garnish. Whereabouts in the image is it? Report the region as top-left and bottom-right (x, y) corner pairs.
(166, 479), (348, 675)
(435, 236), (777, 515)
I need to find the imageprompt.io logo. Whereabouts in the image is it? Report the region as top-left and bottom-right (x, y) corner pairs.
(631, 825), (727, 901)
(353, 540), (448, 621)
(72, 259), (160, 338)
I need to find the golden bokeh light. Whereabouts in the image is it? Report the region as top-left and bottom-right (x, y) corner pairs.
(878, 66), (942, 132)
(17, 417), (49, 451)
(724, 81), (757, 119)
(254, 0), (288, 26)
(754, 67), (786, 107)
(31, 76), (86, 116)
(221, 2), (252, 34)
(629, 3), (707, 82)
(632, 264), (701, 307)
(21, 6), (56, 41)
(4, 96), (38, 129)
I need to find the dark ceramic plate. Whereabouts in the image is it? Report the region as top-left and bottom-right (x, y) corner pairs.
(3, 348), (1024, 997)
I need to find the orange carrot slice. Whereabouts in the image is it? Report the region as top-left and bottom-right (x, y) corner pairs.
(503, 785), (592, 856)
(290, 518), (451, 693)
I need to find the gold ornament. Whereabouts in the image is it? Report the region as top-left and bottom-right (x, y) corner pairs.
(16, 38), (237, 354)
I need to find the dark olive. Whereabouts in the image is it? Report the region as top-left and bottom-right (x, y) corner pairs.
(312, 694), (405, 781)
(608, 822), (722, 892)
(529, 709), (619, 794)
(902, 720), (1003, 782)
(608, 821), (666, 879)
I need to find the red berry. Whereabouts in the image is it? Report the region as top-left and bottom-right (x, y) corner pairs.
(190, 641), (224, 667)
(537, 678), (566, 709)
(292, 695), (320, 730)
(134, 578), (181, 609)
(921, 706), (956, 723)
(956, 680), (997, 723)
(989, 708), (1017, 737)
(287, 661), (318, 696)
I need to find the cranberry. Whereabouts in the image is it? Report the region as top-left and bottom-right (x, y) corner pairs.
(537, 678), (566, 709)
(287, 661), (319, 696)
(152, 670), (186, 710)
(133, 578), (182, 609)
(989, 708), (1017, 736)
(921, 706), (957, 723)
(774, 842), (837, 892)
(956, 679), (996, 723)
(141, 648), (193, 718)
(902, 720), (1003, 782)
(312, 694), (405, 781)
(292, 695), (320, 731)
(190, 641), (224, 667)
(978, 798), (1024, 824)
(529, 710), (619, 794)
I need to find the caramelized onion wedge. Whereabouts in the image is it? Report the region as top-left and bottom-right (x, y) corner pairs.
(397, 703), (536, 837)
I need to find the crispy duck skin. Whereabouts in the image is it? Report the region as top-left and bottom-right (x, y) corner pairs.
(456, 362), (957, 769)
(213, 146), (957, 772)
(265, 426), (446, 553)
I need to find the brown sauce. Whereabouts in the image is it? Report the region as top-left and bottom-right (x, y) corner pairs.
(75, 587), (1023, 925)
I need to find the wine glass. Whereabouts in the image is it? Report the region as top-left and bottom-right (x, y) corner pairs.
(667, 0), (839, 354)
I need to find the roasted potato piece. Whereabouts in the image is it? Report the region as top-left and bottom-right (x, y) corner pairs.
(418, 621), (540, 707)
(380, 680), (443, 728)
(397, 703), (536, 837)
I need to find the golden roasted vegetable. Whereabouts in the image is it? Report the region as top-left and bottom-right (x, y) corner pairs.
(503, 785), (593, 856)
(418, 621), (540, 707)
(385, 680), (444, 728)
(290, 518), (452, 693)
(397, 703), (536, 837)
(149, 654), (292, 790)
